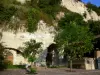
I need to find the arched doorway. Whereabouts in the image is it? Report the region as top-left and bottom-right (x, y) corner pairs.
(5, 51), (13, 64)
(46, 43), (59, 67)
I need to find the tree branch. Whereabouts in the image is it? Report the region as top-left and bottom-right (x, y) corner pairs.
(3, 47), (22, 54)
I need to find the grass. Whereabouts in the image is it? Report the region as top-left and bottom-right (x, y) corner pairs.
(7, 65), (25, 69)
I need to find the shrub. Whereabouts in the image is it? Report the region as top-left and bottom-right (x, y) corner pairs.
(88, 20), (100, 35)
(30, 68), (37, 74)
(0, 6), (17, 22)
(27, 8), (39, 32)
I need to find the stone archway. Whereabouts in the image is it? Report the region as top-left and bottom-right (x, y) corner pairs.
(46, 43), (59, 67)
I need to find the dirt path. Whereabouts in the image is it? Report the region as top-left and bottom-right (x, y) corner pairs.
(0, 68), (100, 75)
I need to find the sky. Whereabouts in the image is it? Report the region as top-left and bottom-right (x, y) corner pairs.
(82, 0), (100, 6)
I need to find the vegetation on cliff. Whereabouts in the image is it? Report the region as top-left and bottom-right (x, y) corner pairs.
(0, 0), (64, 32)
(87, 2), (100, 16)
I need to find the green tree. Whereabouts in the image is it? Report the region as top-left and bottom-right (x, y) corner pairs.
(21, 39), (42, 67)
(55, 20), (94, 71)
(58, 12), (86, 29)
(88, 20), (100, 35)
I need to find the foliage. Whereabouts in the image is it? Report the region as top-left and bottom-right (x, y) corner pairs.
(87, 2), (100, 15)
(0, 0), (15, 7)
(30, 68), (37, 73)
(0, 43), (7, 70)
(27, 8), (40, 32)
(88, 20), (100, 35)
(55, 13), (94, 70)
(38, 0), (61, 8)
(30, 0), (38, 8)
(7, 65), (25, 69)
(26, 0), (63, 28)
(28, 56), (36, 62)
(38, 0), (62, 19)
(58, 12), (86, 29)
(22, 39), (42, 59)
(0, 6), (17, 23)
(0, 42), (22, 70)
(0, 0), (66, 32)
(55, 22), (94, 59)
(27, 7), (53, 32)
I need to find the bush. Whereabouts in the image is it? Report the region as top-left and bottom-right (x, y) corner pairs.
(0, 6), (17, 22)
(30, 68), (37, 74)
(58, 12), (86, 29)
(27, 8), (40, 33)
(88, 20), (100, 35)
(0, 61), (7, 71)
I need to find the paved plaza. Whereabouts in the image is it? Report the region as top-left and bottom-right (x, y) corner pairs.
(0, 68), (100, 75)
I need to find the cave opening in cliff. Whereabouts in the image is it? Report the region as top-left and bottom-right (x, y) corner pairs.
(46, 43), (59, 67)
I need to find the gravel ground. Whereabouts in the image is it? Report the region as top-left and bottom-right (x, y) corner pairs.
(37, 68), (100, 75)
(0, 68), (100, 75)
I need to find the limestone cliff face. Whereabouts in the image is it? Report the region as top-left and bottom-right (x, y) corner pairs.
(1, 21), (55, 49)
(1, 0), (100, 65)
(17, 0), (26, 4)
(1, 20), (55, 65)
(62, 0), (100, 21)
(17, 0), (100, 21)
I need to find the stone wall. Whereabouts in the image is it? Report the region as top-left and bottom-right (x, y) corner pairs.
(0, 20), (55, 65)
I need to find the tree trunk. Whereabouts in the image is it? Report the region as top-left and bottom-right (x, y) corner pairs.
(70, 60), (72, 72)
(31, 62), (34, 68)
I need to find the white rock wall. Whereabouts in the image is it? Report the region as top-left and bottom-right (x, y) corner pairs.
(62, 0), (100, 21)
(1, 20), (55, 65)
(16, 0), (26, 4)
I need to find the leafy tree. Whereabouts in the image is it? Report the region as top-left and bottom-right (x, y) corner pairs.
(0, 5), (17, 23)
(87, 20), (100, 50)
(55, 16), (94, 71)
(88, 20), (100, 35)
(58, 12), (86, 29)
(21, 39), (42, 67)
